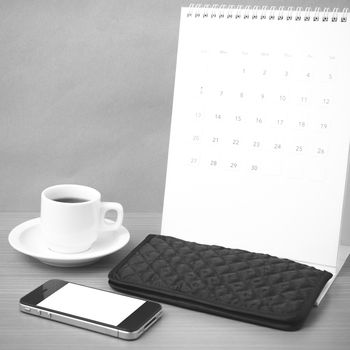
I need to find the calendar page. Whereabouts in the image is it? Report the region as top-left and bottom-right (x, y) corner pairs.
(162, 6), (350, 269)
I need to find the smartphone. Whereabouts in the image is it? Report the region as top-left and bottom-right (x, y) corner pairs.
(19, 279), (162, 340)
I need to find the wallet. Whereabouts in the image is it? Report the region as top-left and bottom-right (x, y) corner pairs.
(108, 234), (332, 331)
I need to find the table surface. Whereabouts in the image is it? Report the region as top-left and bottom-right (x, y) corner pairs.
(1, 212), (350, 350)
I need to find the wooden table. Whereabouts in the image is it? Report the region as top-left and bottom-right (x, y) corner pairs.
(1, 212), (350, 349)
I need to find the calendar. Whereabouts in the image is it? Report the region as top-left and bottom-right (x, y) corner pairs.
(162, 5), (350, 291)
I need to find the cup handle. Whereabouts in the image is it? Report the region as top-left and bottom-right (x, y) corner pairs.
(100, 202), (124, 231)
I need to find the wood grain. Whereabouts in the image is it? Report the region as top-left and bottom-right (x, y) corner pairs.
(1, 212), (349, 349)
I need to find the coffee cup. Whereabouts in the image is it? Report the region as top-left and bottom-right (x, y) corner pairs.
(41, 184), (123, 253)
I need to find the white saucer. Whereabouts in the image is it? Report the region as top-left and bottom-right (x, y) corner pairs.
(8, 218), (130, 267)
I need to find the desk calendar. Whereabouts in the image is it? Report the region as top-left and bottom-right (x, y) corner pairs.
(162, 5), (350, 302)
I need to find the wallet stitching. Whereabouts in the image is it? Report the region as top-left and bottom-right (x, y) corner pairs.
(109, 234), (332, 323)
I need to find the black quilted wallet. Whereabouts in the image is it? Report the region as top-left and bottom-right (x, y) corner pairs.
(108, 234), (332, 331)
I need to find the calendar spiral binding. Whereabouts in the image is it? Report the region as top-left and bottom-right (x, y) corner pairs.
(187, 4), (349, 22)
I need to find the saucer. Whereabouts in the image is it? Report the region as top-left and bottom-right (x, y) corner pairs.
(8, 218), (130, 267)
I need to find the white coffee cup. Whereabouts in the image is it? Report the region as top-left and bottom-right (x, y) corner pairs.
(41, 184), (124, 253)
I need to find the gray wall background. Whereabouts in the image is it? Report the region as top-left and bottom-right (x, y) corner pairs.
(1, 0), (349, 244)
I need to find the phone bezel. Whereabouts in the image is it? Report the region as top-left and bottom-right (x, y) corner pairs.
(20, 279), (162, 334)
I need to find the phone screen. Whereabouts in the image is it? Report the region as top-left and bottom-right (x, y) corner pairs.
(37, 283), (145, 326)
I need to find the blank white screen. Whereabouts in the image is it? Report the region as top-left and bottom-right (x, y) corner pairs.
(38, 283), (145, 326)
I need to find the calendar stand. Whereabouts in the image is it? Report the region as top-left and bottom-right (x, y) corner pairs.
(162, 5), (350, 306)
(313, 245), (350, 305)
(316, 158), (350, 304)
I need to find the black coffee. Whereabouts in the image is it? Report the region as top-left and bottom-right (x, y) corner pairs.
(53, 197), (89, 203)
